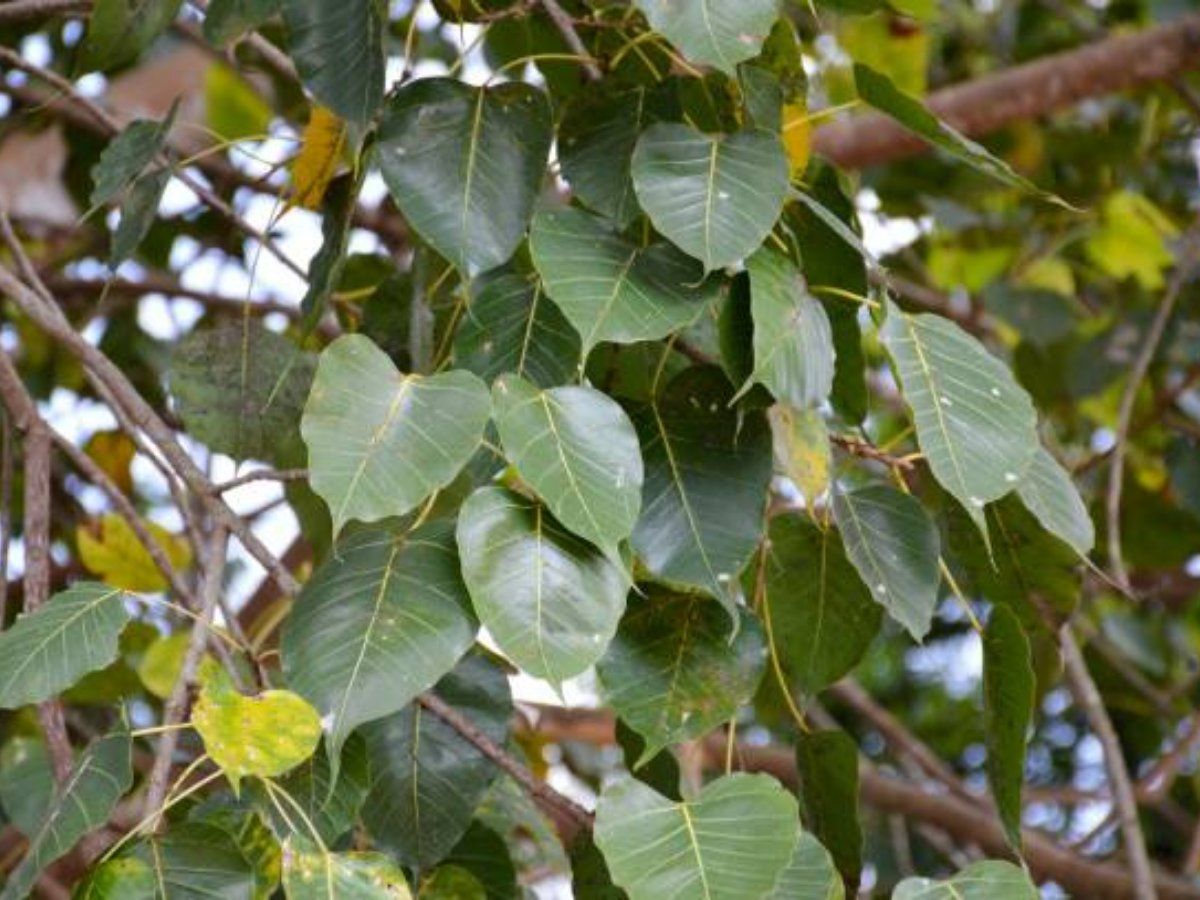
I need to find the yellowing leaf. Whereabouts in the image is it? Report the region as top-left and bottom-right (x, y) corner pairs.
(839, 13), (929, 96)
(781, 103), (812, 177)
(1018, 255), (1075, 296)
(291, 106), (346, 211)
(1085, 190), (1179, 290)
(77, 514), (192, 592)
(770, 405), (830, 510)
(84, 429), (136, 495)
(206, 63), (273, 143)
(927, 240), (1017, 293)
(193, 659), (321, 792)
(137, 632), (192, 699)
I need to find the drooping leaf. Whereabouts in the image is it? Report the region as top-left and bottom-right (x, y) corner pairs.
(529, 208), (718, 355)
(89, 113), (174, 211)
(282, 521), (477, 774)
(193, 659), (322, 792)
(794, 730), (861, 891)
(281, 835), (413, 899)
(766, 830), (844, 900)
(291, 106), (346, 211)
(1016, 446), (1095, 556)
(453, 273), (580, 388)
(492, 374), (643, 556)
(76, 513), (193, 592)
(170, 320), (316, 463)
(831, 485), (940, 641)
(204, 0), (278, 45)
(378, 78), (552, 275)
(281, 0), (385, 127)
(892, 860), (1039, 899)
(631, 367), (773, 620)
(255, 735), (370, 845)
(761, 515), (881, 698)
(110, 166), (170, 265)
(594, 773), (799, 900)
(456, 486), (628, 685)
(80, 0), (183, 72)
(745, 247), (835, 408)
(0, 729), (132, 900)
(982, 604), (1034, 852)
(632, 123), (789, 272)
(301, 173), (361, 328)
(362, 653), (512, 870)
(768, 405), (830, 508)
(0, 582), (130, 709)
(597, 589), (766, 764)
(633, 0), (780, 75)
(0, 738), (54, 836)
(301, 335), (490, 535)
(879, 299), (1038, 539)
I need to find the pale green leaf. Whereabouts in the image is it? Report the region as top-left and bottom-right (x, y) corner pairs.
(893, 860), (1039, 899)
(1016, 446), (1095, 556)
(633, 0), (780, 75)
(0, 738), (54, 836)
(766, 830), (844, 900)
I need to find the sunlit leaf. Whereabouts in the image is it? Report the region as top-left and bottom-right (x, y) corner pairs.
(77, 513), (192, 592)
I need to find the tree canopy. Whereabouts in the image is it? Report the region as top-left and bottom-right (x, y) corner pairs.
(0, 0), (1198, 898)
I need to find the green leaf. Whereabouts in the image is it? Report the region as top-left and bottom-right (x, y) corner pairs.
(853, 64), (1063, 203)
(631, 367), (773, 619)
(281, 834), (413, 899)
(301, 173), (361, 329)
(193, 659), (322, 791)
(80, 0), (183, 71)
(204, 0), (278, 45)
(761, 515), (881, 697)
(75, 857), (157, 899)
(831, 485), (940, 641)
(633, 0), (780, 75)
(879, 300), (1038, 540)
(443, 822), (518, 900)
(616, 720), (682, 801)
(632, 124), (789, 272)
(131, 821), (260, 900)
(301, 335), (490, 535)
(378, 79), (552, 275)
(419, 866), (486, 899)
(453, 273), (580, 388)
(191, 803), (282, 900)
(456, 486), (628, 685)
(258, 735), (370, 845)
(893, 860), (1039, 899)
(492, 374), (643, 556)
(529, 208), (718, 355)
(766, 830), (844, 900)
(594, 773), (799, 900)
(362, 653), (511, 870)
(745, 247), (835, 408)
(570, 834), (627, 900)
(0, 582), (129, 709)
(794, 730), (861, 891)
(282, 521), (477, 775)
(1, 729), (132, 900)
(982, 604), (1034, 852)
(597, 590), (766, 764)
(281, 0), (385, 127)
(109, 166), (169, 265)
(0, 738), (54, 836)
(171, 320), (316, 463)
(1015, 447), (1095, 556)
(768, 405), (831, 508)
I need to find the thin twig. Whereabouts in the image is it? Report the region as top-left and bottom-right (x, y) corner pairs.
(0, 409), (10, 629)
(539, 0), (603, 82)
(211, 468), (309, 493)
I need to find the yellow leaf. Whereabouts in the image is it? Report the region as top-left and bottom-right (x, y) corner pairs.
(840, 13), (929, 96)
(77, 514), (193, 592)
(193, 658), (322, 792)
(137, 632), (193, 699)
(769, 404), (830, 509)
(1018, 256), (1075, 296)
(1085, 191), (1179, 290)
(781, 103), (812, 178)
(84, 429), (136, 495)
(290, 106), (346, 211)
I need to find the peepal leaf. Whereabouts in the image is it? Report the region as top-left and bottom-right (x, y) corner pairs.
(530, 208), (718, 354)
(171, 320), (316, 463)
(1016, 446), (1095, 556)
(80, 0), (183, 72)
(362, 653), (511, 869)
(0, 582), (129, 709)
(282, 835), (412, 899)
(193, 659), (321, 791)
(633, 0), (780, 75)
(893, 860), (1039, 899)
(594, 773), (798, 900)
(378, 79), (552, 275)
(301, 335), (490, 535)
(768, 405), (830, 508)
(1, 730), (132, 900)
(832, 485), (940, 641)
(880, 300), (1038, 538)
(261, 736), (370, 845)
(767, 830), (844, 900)
(492, 374), (643, 556)
(983, 605), (1034, 851)
(456, 486), (628, 685)
(795, 730), (861, 890)
(597, 591), (766, 764)
(204, 0), (278, 45)
(110, 166), (169, 265)
(281, 521), (477, 776)
(282, 0), (385, 127)
(745, 247), (835, 408)
(124, 822), (260, 900)
(0, 738), (55, 836)
(77, 513), (192, 592)
(632, 123), (789, 271)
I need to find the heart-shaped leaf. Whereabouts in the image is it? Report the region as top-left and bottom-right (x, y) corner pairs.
(193, 659), (322, 791)
(301, 335), (490, 536)
(632, 123), (789, 272)
(77, 514), (192, 592)
(456, 486), (628, 685)
(492, 374), (643, 556)
(595, 773), (799, 900)
(282, 835), (412, 899)
(633, 0), (780, 75)
(596, 589), (765, 764)
(530, 207), (718, 355)
(378, 78), (552, 275)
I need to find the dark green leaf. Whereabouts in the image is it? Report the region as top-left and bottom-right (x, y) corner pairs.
(570, 834), (627, 900)
(132, 821), (260, 900)
(794, 730), (861, 892)
(419, 866), (486, 899)
(982, 604), (1034, 851)
(80, 0), (183, 72)
(204, 0), (278, 45)
(282, 0), (385, 126)
(90, 111), (174, 210)
(615, 720), (681, 801)
(301, 173), (361, 329)
(443, 822), (518, 900)
(257, 734), (370, 844)
(110, 166), (169, 265)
